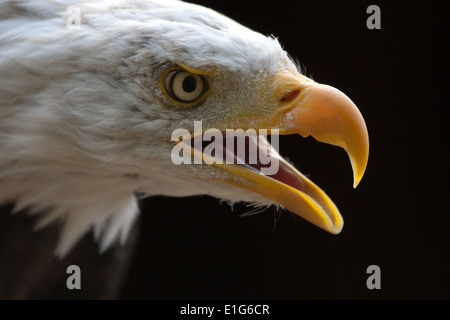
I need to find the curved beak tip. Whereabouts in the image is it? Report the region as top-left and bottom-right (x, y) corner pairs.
(280, 83), (369, 188)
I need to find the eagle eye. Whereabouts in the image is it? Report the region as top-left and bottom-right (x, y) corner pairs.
(162, 69), (207, 105)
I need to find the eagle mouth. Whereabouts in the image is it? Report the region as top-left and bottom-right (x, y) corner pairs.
(170, 77), (368, 234)
(180, 131), (343, 234)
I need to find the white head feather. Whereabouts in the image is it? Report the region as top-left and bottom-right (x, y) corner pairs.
(0, 0), (299, 256)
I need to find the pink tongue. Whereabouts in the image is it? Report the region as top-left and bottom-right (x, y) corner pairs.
(247, 160), (305, 192)
(269, 162), (305, 191)
(226, 134), (306, 192)
(193, 132), (306, 193)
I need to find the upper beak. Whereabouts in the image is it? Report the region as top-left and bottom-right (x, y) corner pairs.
(279, 81), (369, 188)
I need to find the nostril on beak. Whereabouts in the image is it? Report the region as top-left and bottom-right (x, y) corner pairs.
(280, 89), (300, 104)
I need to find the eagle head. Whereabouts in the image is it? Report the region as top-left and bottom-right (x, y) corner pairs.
(0, 0), (369, 256)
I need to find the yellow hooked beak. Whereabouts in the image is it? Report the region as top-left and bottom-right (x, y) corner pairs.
(279, 81), (369, 188)
(182, 70), (369, 234)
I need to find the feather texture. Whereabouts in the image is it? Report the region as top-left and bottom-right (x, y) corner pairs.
(0, 0), (297, 255)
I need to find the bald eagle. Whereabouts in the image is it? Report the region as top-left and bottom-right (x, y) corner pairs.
(0, 0), (369, 257)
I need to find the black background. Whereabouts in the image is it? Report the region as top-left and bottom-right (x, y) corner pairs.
(0, 0), (448, 300)
(119, 0), (449, 299)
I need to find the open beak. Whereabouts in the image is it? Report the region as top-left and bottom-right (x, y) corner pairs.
(182, 72), (369, 234)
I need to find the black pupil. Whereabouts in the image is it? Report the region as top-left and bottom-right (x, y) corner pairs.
(182, 76), (197, 93)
